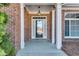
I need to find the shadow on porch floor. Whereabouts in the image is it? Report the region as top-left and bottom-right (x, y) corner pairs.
(16, 39), (67, 56)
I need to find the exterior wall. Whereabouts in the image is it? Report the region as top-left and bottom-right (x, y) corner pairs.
(15, 4), (20, 51)
(24, 12), (52, 41)
(62, 10), (65, 41)
(62, 8), (79, 40)
(0, 4), (20, 51)
(49, 11), (52, 41)
(24, 8), (30, 42)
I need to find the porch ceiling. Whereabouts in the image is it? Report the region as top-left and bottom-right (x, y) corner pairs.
(62, 3), (79, 10)
(24, 3), (56, 5)
(24, 4), (55, 14)
(63, 3), (79, 7)
(24, 3), (79, 13)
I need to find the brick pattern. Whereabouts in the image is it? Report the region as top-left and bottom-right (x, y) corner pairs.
(24, 8), (30, 42)
(62, 10), (79, 40)
(24, 13), (52, 41)
(0, 4), (20, 51)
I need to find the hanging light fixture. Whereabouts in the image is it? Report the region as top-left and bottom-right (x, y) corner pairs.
(38, 6), (41, 15)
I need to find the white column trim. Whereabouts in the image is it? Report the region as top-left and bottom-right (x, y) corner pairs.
(52, 10), (55, 44)
(20, 3), (25, 49)
(56, 3), (62, 49)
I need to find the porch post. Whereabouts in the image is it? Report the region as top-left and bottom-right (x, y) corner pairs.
(52, 10), (55, 44)
(20, 3), (25, 49)
(56, 3), (62, 49)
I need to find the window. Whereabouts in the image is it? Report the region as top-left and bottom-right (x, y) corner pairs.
(33, 17), (46, 19)
(65, 13), (79, 18)
(65, 12), (79, 38)
(65, 20), (69, 36)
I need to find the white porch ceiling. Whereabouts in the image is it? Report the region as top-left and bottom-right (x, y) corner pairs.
(24, 3), (55, 5)
(63, 3), (79, 7)
(24, 3), (79, 13)
(24, 4), (54, 14)
(62, 3), (79, 10)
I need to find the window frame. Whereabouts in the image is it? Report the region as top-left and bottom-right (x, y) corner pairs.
(64, 12), (79, 38)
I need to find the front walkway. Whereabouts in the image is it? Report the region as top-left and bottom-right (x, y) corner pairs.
(16, 39), (67, 56)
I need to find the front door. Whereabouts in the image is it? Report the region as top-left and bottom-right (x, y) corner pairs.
(32, 16), (47, 39)
(36, 20), (43, 38)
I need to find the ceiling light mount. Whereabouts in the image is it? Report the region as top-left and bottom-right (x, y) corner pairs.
(38, 6), (41, 15)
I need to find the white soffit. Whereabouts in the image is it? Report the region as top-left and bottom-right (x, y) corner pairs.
(24, 3), (55, 5)
(62, 7), (79, 10)
(24, 4), (54, 14)
(63, 3), (79, 7)
(62, 3), (79, 10)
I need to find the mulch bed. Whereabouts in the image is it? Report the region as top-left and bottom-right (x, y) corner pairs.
(62, 40), (79, 56)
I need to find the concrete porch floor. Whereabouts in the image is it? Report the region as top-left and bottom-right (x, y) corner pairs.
(16, 39), (67, 56)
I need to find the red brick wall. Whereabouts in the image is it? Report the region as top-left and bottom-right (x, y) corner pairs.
(0, 4), (20, 51)
(62, 10), (79, 40)
(24, 12), (52, 41)
(24, 8), (30, 42)
(49, 11), (52, 42)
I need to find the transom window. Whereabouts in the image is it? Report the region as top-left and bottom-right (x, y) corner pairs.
(65, 13), (79, 18)
(64, 12), (79, 38)
(33, 17), (46, 19)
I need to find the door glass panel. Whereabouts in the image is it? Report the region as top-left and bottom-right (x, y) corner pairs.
(36, 20), (43, 38)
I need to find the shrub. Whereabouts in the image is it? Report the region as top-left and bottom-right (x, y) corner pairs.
(0, 33), (16, 56)
(0, 3), (9, 7)
(0, 9), (16, 55)
(0, 48), (6, 56)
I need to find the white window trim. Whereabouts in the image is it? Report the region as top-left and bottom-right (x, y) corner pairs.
(65, 36), (79, 39)
(31, 16), (47, 39)
(64, 12), (79, 38)
(65, 18), (79, 20)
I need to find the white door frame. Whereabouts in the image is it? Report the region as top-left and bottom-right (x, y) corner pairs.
(31, 16), (47, 39)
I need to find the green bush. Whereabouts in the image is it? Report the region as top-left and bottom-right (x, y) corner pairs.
(0, 33), (16, 56)
(0, 12), (8, 24)
(0, 48), (6, 56)
(0, 3), (9, 7)
(0, 11), (16, 55)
